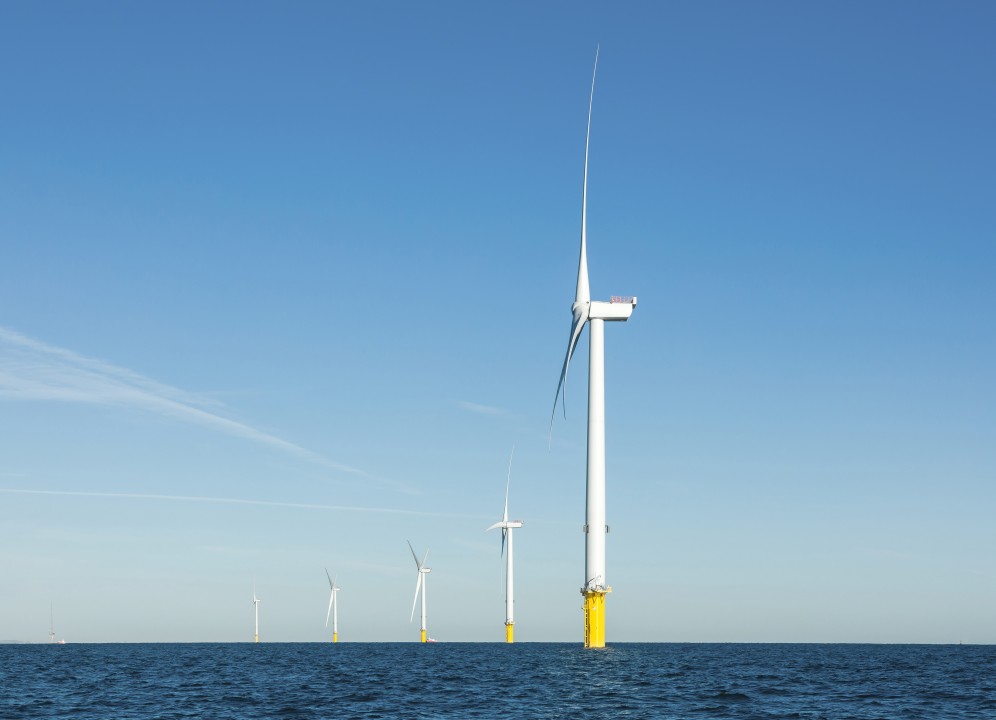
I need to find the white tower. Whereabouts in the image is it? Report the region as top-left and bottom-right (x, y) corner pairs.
(487, 449), (524, 642)
(408, 542), (431, 643)
(252, 585), (261, 643)
(324, 569), (341, 643)
(551, 47), (637, 649)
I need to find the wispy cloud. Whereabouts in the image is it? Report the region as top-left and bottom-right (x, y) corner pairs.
(0, 488), (478, 518)
(456, 400), (507, 416)
(0, 326), (412, 493)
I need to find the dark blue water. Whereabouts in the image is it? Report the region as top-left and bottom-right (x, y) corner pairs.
(2, 643), (994, 719)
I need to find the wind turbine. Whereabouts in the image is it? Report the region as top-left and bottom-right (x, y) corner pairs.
(251, 584), (261, 643)
(49, 602), (56, 643)
(487, 448), (524, 643)
(407, 541), (431, 643)
(550, 47), (637, 649)
(324, 568), (341, 643)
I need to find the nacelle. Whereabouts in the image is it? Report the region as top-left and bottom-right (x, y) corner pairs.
(588, 297), (636, 321)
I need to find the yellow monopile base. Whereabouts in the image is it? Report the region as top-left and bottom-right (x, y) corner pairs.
(254, 634), (259, 644)
(332, 633), (338, 643)
(505, 622), (514, 643)
(420, 629), (427, 643)
(582, 590), (608, 648)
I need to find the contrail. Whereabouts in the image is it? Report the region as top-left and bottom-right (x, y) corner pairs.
(0, 488), (482, 519)
(0, 326), (414, 493)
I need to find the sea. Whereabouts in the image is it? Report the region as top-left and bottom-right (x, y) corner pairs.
(1, 643), (994, 719)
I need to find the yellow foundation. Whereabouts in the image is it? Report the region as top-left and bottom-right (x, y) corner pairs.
(505, 622), (514, 643)
(582, 590), (608, 648)
(420, 629), (427, 643)
(332, 633), (338, 643)
(254, 634), (259, 644)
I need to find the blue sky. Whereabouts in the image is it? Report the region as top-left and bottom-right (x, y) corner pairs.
(1, 1), (994, 643)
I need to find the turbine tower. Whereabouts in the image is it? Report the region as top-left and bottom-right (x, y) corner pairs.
(407, 541), (431, 643)
(252, 584), (261, 643)
(487, 448), (524, 643)
(324, 568), (341, 643)
(49, 602), (56, 644)
(551, 47), (637, 649)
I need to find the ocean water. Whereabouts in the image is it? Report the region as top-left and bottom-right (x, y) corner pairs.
(2, 643), (994, 719)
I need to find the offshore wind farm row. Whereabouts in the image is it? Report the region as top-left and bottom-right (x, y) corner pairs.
(38, 48), (638, 649)
(248, 49), (637, 649)
(247, 450), (523, 646)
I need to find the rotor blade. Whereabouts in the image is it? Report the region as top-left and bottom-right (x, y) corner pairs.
(325, 590), (334, 627)
(332, 574), (338, 590)
(576, 45), (598, 308)
(421, 549), (429, 567)
(550, 303), (589, 431)
(407, 540), (421, 569)
(410, 573), (423, 622)
(550, 48), (600, 440)
(503, 446), (514, 522)
(325, 567), (334, 589)
(501, 527), (507, 558)
(486, 521), (503, 531)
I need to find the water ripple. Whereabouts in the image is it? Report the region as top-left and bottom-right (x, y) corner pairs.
(1, 643), (994, 719)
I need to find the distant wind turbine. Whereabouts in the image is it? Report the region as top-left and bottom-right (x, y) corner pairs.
(487, 448), (524, 643)
(49, 602), (56, 644)
(550, 46), (637, 649)
(407, 541), (432, 643)
(324, 569), (341, 643)
(252, 584), (261, 643)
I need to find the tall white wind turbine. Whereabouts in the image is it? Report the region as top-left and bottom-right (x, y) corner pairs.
(550, 47), (637, 649)
(252, 584), (261, 643)
(49, 602), (56, 643)
(324, 568), (341, 643)
(407, 541), (431, 643)
(487, 448), (524, 643)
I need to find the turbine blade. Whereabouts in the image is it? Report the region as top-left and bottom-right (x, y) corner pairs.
(486, 521), (503, 531)
(407, 540), (421, 569)
(325, 567), (334, 589)
(410, 573), (422, 622)
(332, 574), (338, 590)
(325, 590), (334, 627)
(503, 446), (514, 523)
(550, 47), (600, 441)
(576, 45), (598, 308)
(421, 549), (429, 567)
(550, 304), (589, 430)
(501, 527), (507, 558)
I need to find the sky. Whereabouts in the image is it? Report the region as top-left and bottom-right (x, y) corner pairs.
(1, 1), (994, 644)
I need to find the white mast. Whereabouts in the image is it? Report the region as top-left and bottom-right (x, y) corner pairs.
(551, 46), (637, 649)
(252, 584), (261, 643)
(408, 542), (431, 643)
(421, 569), (428, 640)
(333, 588), (338, 640)
(324, 569), (340, 643)
(487, 448), (524, 642)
